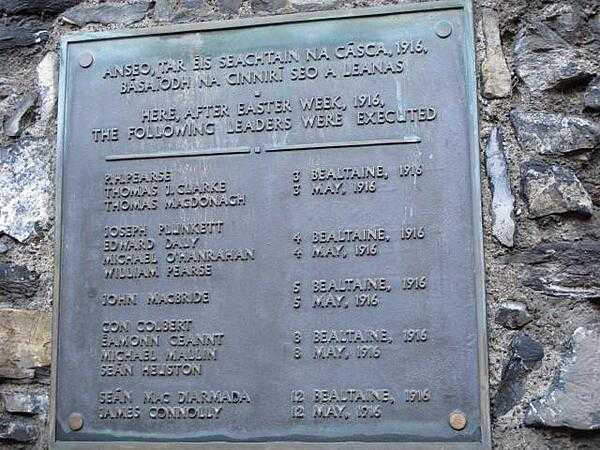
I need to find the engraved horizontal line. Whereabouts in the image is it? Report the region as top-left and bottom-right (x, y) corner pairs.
(264, 137), (421, 153)
(105, 148), (251, 161)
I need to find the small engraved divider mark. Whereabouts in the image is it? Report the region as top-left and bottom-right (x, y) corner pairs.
(264, 136), (421, 153)
(105, 147), (251, 161)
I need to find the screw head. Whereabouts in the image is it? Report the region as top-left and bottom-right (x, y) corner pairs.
(68, 412), (84, 431)
(435, 21), (452, 38)
(79, 52), (94, 68)
(449, 410), (467, 430)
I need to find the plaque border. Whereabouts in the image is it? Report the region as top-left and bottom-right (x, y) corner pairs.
(51, 1), (491, 448)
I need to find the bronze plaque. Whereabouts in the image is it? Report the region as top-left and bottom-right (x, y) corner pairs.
(52, 1), (490, 449)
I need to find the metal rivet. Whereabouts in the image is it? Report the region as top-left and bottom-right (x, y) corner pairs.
(449, 410), (467, 430)
(435, 21), (452, 38)
(68, 412), (84, 431)
(79, 52), (94, 68)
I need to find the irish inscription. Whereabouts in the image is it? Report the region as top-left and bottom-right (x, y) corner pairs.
(54, 3), (488, 449)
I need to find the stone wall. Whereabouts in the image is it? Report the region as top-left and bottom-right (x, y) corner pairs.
(0, 0), (598, 448)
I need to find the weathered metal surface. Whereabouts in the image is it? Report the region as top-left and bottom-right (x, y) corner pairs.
(52, 1), (489, 448)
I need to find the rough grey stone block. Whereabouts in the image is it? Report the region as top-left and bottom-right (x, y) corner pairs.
(62, 1), (151, 26)
(0, 140), (52, 243)
(584, 78), (600, 112)
(514, 240), (600, 301)
(154, 0), (213, 23)
(526, 326), (600, 430)
(514, 21), (595, 92)
(541, 3), (591, 46)
(0, 17), (48, 50)
(521, 161), (593, 219)
(493, 333), (544, 416)
(0, 79), (13, 99)
(0, 420), (38, 443)
(496, 301), (532, 329)
(218, 0), (242, 14)
(511, 109), (600, 158)
(1, 392), (48, 415)
(289, 0), (339, 12)
(0, 0), (80, 15)
(0, 263), (39, 302)
(591, 12), (600, 36)
(251, 0), (288, 13)
(486, 127), (515, 247)
(3, 93), (36, 138)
